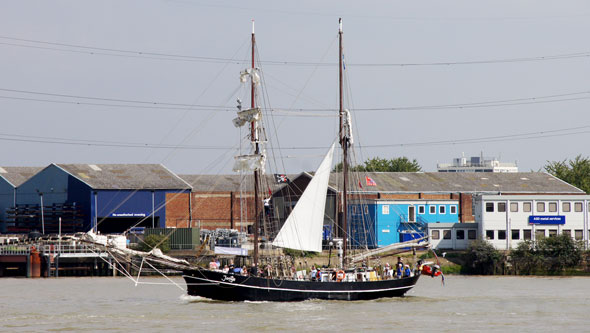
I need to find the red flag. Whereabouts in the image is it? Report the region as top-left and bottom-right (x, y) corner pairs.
(358, 180), (363, 188)
(366, 176), (377, 186)
(268, 187), (272, 196)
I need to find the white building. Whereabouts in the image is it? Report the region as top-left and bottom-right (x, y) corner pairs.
(474, 194), (590, 250)
(427, 222), (479, 250)
(437, 155), (518, 173)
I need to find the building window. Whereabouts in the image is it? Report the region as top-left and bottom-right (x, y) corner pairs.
(523, 230), (532, 240)
(498, 230), (506, 240)
(549, 229), (557, 237)
(575, 230), (583, 240)
(450, 205), (457, 214)
(485, 203), (494, 212)
(510, 202), (518, 212)
(498, 202), (506, 212)
(486, 230), (494, 240)
(468, 230), (476, 240)
(537, 202), (545, 213)
(562, 202), (571, 212)
(408, 206), (416, 222)
(456, 230), (465, 240)
(512, 229), (520, 240)
(563, 229), (571, 237)
(536, 229), (545, 239)
(382, 205), (389, 215)
(439, 205), (446, 214)
(430, 205), (436, 214)
(575, 202), (583, 212)
(431, 230), (440, 240)
(523, 202), (532, 212)
(418, 205), (425, 214)
(548, 202), (557, 212)
(443, 230), (451, 239)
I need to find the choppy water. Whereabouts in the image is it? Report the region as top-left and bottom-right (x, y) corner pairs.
(2, 275), (589, 332)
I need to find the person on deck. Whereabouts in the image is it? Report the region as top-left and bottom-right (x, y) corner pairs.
(384, 263), (391, 279)
(396, 263), (403, 278)
(310, 265), (317, 281)
(249, 263), (259, 277)
(209, 258), (218, 270)
(403, 264), (412, 278)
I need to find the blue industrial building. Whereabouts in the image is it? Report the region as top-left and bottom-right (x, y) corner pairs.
(349, 200), (459, 248)
(0, 167), (43, 233)
(8, 164), (191, 234)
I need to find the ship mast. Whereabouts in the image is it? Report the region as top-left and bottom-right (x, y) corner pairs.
(338, 18), (348, 266)
(251, 20), (260, 267)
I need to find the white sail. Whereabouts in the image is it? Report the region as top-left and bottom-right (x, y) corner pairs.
(272, 142), (335, 252)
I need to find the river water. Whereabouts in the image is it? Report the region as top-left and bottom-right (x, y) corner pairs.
(2, 275), (588, 332)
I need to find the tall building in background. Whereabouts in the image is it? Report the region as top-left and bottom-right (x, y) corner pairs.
(437, 153), (518, 173)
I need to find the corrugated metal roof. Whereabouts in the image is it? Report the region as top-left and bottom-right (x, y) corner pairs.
(180, 174), (297, 192)
(327, 172), (584, 194)
(56, 164), (191, 190)
(0, 166), (43, 187)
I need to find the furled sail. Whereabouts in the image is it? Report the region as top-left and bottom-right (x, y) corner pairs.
(233, 153), (266, 173)
(240, 68), (260, 85)
(343, 109), (353, 146)
(272, 142), (335, 252)
(232, 108), (261, 128)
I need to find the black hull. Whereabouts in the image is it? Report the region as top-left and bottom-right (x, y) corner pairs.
(182, 269), (420, 302)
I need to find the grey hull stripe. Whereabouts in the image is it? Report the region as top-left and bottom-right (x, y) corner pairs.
(184, 275), (415, 293)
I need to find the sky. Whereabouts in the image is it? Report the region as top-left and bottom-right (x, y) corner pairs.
(1, 1), (590, 176)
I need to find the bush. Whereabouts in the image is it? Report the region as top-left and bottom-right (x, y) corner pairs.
(138, 234), (171, 253)
(463, 240), (500, 275)
(510, 234), (582, 275)
(538, 234), (582, 273)
(283, 248), (317, 258)
(510, 240), (541, 275)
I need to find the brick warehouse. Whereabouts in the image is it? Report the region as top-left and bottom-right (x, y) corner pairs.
(177, 174), (294, 235)
(179, 174), (261, 232)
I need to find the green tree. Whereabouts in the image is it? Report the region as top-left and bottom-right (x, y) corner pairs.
(537, 234), (582, 273)
(333, 157), (422, 172)
(510, 240), (541, 275)
(463, 240), (500, 275)
(138, 234), (171, 253)
(544, 155), (590, 193)
(510, 235), (582, 274)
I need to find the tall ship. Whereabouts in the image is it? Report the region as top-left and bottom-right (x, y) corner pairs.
(181, 19), (440, 302)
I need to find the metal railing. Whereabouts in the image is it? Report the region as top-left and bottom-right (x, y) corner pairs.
(0, 243), (107, 256)
(0, 245), (31, 255)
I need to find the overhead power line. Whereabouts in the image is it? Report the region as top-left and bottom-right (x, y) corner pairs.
(2, 35), (590, 67)
(0, 124), (588, 150)
(2, 87), (590, 113)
